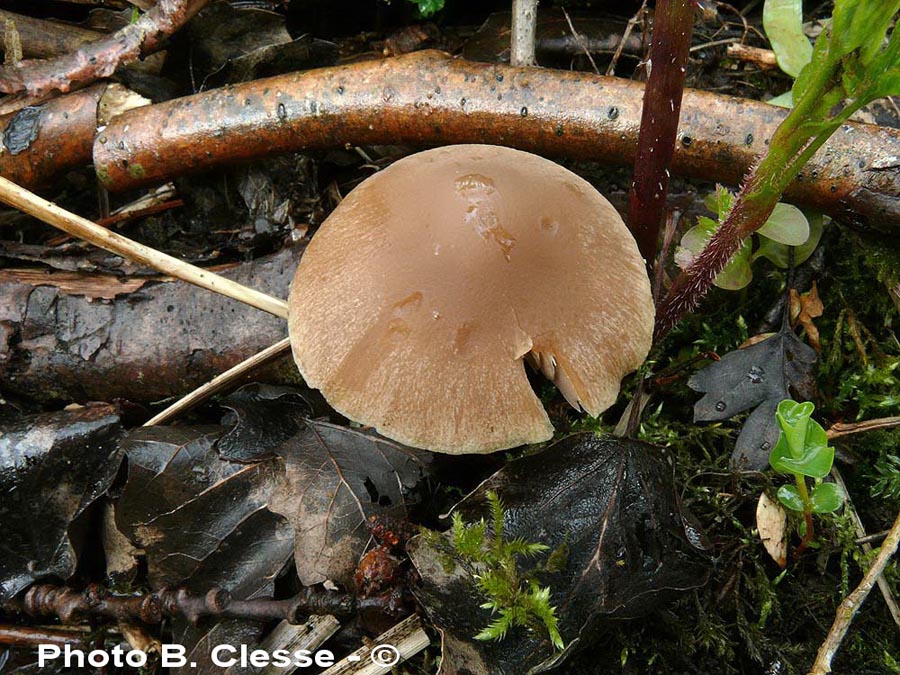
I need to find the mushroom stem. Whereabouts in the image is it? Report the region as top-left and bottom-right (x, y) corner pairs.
(0, 176), (288, 319)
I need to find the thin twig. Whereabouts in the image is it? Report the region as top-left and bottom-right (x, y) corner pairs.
(144, 337), (293, 426)
(810, 507), (900, 674)
(6, 584), (404, 625)
(0, 624), (94, 647)
(561, 8), (599, 74)
(607, 0), (647, 76)
(510, 0), (539, 66)
(830, 468), (900, 633)
(0, 176), (288, 319)
(826, 416), (900, 439)
(856, 530), (890, 546)
(0, 0), (210, 96)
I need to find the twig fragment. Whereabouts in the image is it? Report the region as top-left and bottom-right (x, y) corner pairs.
(6, 584), (402, 626)
(319, 615), (430, 675)
(0, 624), (94, 648)
(144, 337), (293, 426)
(0, 176), (288, 319)
(0, 0), (210, 96)
(826, 416), (900, 439)
(810, 507), (900, 674)
(511, 0), (539, 66)
(830, 468), (900, 634)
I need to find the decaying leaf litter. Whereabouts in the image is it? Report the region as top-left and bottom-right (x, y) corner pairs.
(1, 1), (899, 674)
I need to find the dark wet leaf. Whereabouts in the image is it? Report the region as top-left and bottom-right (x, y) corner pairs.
(185, 4), (338, 88)
(114, 426), (293, 594)
(408, 434), (709, 675)
(216, 383), (315, 462)
(174, 618), (267, 675)
(689, 322), (816, 470)
(269, 420), (432, 588)
(0, 404), (123, 601)
(463, 11), (641, 64)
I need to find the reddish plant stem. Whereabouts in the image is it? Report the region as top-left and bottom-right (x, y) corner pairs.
(654, 172), (774, 339)
(628, 0), (696, 264)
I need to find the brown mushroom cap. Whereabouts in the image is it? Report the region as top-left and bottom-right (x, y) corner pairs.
(288, 145), (653, 454)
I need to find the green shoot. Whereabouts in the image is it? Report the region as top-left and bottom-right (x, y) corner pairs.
(450, 491), (566, 650)
(406, 0), (445, 17)
(769, 400), (845, 553)
(656, 0), (900, 338)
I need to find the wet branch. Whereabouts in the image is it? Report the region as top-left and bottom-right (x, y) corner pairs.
(91, 52), (900, 236)
(0, 0), (209, 96)
(4, 584), (406, 626)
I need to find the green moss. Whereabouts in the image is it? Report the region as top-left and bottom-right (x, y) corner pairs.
(126, 163), (147, 179)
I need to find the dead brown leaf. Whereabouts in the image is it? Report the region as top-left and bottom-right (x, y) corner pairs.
(756, 492), (787, 568)
(790, 282), (824, 352)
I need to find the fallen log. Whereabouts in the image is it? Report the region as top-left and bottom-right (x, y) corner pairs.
(0, 248), (299, 404)
(0, 9), (103, 60)
(94, 51), (900, 233)
(0, 83), (148, 188)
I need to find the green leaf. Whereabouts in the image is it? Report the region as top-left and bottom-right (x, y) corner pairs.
(757, 202), (810, 245)
(776, 484), (805, 512)
(791, 28), (835, 105)
(544, 540), (570, 573)
(775, 399), (814, 454)
(407, 0), (445, 17)
(770, 441), (834, 478)
(754, 211), (825, 267)
(715, 240), (753, 290)
(487, 491), (505, 545)
(831, 0), (900, 61)
(767, 90), (795, 108)
(703, 185), (735, 217)
(810, 482), (844, 513)
(763, 0), (813, 77)
(675, 217), (752, 290)
(453, 513), (488, 560)
(524, 585), (564, 650)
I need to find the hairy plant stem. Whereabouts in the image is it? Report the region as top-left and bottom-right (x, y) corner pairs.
(653, 42), (871, 340)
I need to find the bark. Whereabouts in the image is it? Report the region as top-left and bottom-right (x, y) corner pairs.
(510, 0), (539, 66)
(0, 248), (300, 404)
(0, 0), (209, 96)
(7, 583), (405, 625)
(94, 51), (900, 234)
(0, 10), (103, 60)
(0, 84), (113, 188)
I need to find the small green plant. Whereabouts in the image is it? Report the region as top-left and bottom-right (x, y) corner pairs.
(406, 0), (445, 17)
(451, 491), (566, 650)
(675, 185), (823, 290)
(870, 452), (900, 501)
(769, 400), (845, 549)
(656, 0), (900, 337)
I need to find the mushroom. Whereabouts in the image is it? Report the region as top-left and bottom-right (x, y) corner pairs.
(288, 144), (654, 454)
